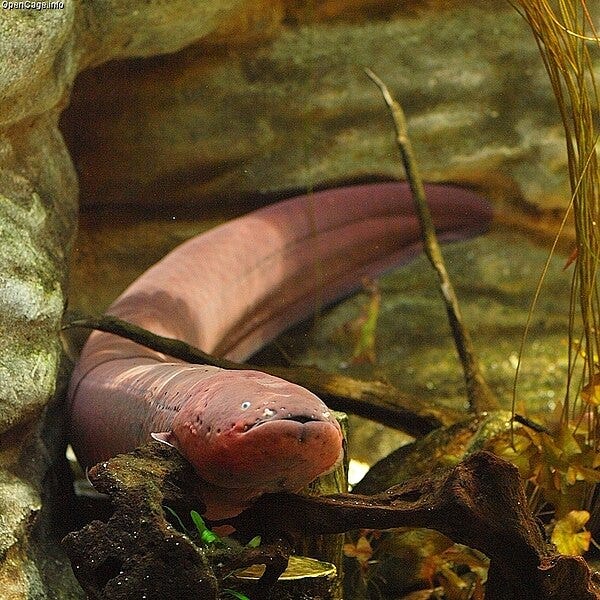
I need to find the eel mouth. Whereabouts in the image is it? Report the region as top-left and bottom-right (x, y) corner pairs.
(280, 415), (320, 424)
(192, 412), (344, 489)
(249, 413), (329, 430)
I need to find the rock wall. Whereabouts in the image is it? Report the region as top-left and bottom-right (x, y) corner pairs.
(0, 2), (246, 597)
(62, 0), (588, 213)
(0, 0), (596, 597)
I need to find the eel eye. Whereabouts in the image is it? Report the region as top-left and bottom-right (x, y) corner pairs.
(240, 401), (251, 410)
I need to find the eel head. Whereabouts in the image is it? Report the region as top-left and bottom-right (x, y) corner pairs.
(152, 369), (343, 518)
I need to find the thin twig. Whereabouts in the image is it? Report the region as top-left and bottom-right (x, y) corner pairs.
(65, 316), (240, 369)
(365, 67), (498, 414)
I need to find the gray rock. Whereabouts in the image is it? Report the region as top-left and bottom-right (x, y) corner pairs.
(0, 112), (79, 596)
(0, 2), (251, 597)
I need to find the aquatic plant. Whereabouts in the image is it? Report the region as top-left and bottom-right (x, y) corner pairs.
(163, 506), (256, 600)
(343, 528), (487, 599)
(357, 0), (600, 566)
(510, 0), (600, 547)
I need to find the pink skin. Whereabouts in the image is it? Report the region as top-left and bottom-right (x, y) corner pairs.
(68, 182), (492, 519)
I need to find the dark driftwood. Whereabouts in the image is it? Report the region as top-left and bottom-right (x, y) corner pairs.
(64, 314), (453, 436)
(227, 451), (600, 600)
(62, 444), (220, 599)
(62, 442), (294, 600)
(64, 444), (600, 599)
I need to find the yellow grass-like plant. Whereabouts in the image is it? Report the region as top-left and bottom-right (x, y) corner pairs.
(511, 0), (600, 532)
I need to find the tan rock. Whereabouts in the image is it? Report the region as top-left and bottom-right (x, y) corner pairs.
(0, 7), (76, 125)
(77, 0), (248, 66)
(61, 2), (592, 212)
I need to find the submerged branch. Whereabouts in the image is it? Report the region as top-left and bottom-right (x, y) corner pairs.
(230, 451), (600, 599)
(365, 68), (498, 415)
(65, 443), (600, 599)
(64, 315), (453, 437)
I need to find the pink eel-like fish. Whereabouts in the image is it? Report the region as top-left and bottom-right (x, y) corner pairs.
(68, 182), (492, 519)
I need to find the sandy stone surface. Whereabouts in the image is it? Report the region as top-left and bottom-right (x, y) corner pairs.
(61, 1), (597, 213)
(0, 2), (249, 597)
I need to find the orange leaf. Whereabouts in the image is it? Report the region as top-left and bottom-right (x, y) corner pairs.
(581, 373), (600, 406)
(343, 535), (374, 567)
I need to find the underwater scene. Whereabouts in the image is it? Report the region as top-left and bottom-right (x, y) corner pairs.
(1, 0), (600, 598)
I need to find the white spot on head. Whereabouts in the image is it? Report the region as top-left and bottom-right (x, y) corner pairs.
(322, 411), (330, 419)
(263, 408), (276, 418)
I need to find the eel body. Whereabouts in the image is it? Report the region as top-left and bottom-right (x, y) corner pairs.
(68, 182), (492, 518)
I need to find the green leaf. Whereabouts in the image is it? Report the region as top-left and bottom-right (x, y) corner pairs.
(190, 510), (221, 545)
(350, 279), (380, 364)
(163, 505), (189, 535)
(246, 536), (261, 548)
(221, 590), (251, 600)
